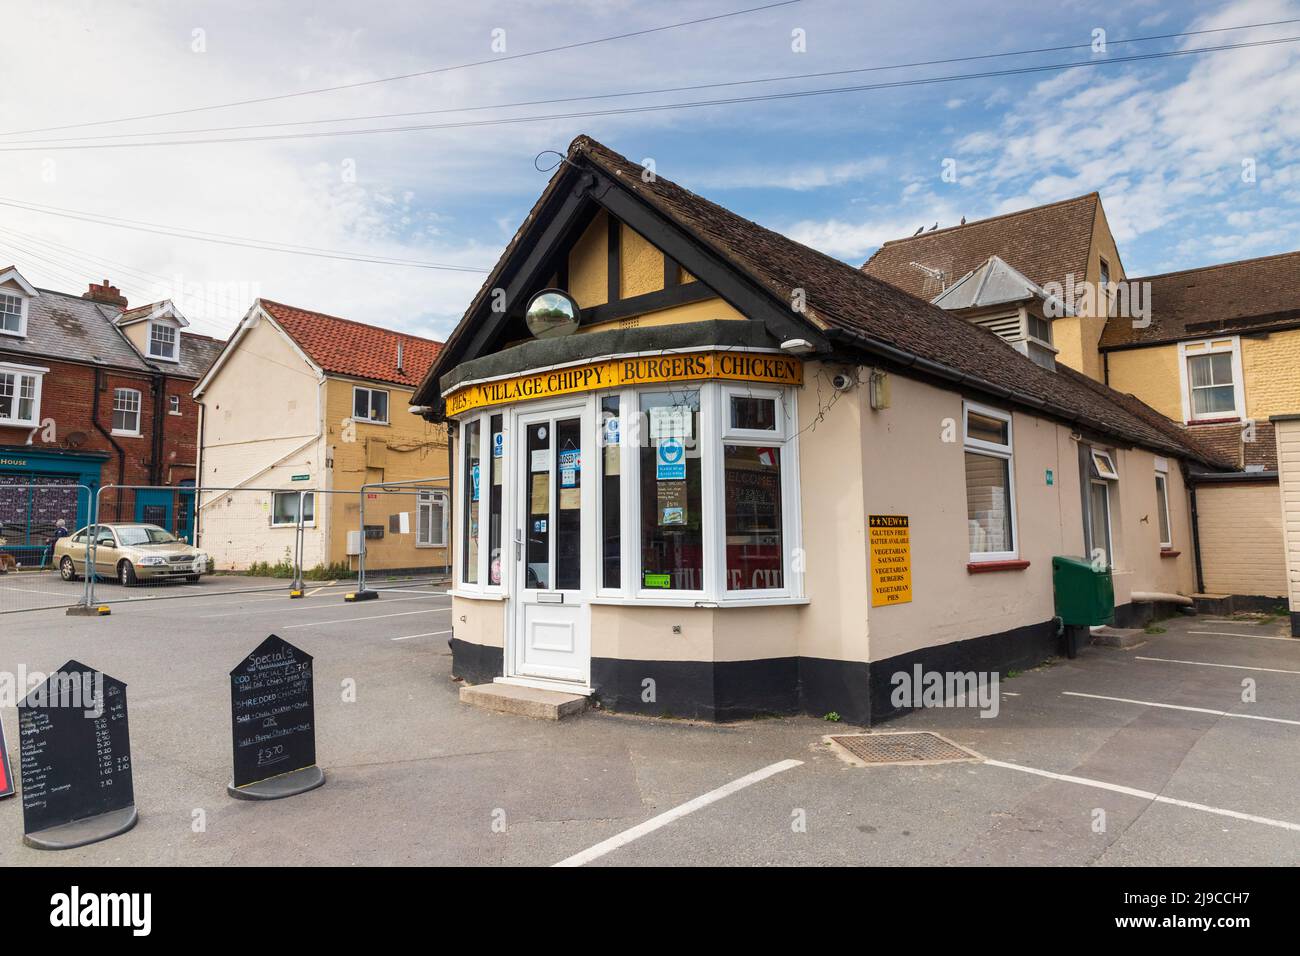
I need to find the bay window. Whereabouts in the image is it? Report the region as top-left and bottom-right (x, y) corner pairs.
(963, 402), (1017, 561)
(452, 380), (801, 604)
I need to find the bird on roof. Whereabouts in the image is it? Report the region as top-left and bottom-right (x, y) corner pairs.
(912, 226), (924, 236)
(960, 216), (966, 225)
(928, 222), (938, 231)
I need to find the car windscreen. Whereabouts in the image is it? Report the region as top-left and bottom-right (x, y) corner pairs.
(116, 527), (178, 546)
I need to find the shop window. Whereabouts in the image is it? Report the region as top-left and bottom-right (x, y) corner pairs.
(0, 292), (27, 337)
(640, 389), (703, 592)
(148, 322), (178, 361)
(0, 365), (42, 426)
(353, 386), (389, 424)
(271, 491), (314, 527)
(723, 388), (786, 592)
(112, 388), (142, 436)
(600, 396), (621, 590)
(1155, 471), (1172, 549)
(417, 491), (448, 547)
(461, 418), (481, 584)
(963, 402), (1016, 561)
(487, 414), (503, 585)
(524, 419), (549, 589)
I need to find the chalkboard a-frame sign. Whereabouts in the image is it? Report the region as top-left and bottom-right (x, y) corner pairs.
(18, 660), (138, 850)
(229, 635), (325, 800)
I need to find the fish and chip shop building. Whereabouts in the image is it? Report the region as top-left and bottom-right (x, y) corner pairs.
(412, 136), (1230, 725)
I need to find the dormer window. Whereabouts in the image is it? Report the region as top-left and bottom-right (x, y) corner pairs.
(149, 322), (179, 361)
(0, 291), (27, 337)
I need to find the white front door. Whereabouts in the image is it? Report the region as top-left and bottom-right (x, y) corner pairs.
(512, 404), (591, 685)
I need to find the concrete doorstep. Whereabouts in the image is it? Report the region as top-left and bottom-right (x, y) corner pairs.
(1089, 626), (1146, 649)
(459, 682), (590, 720)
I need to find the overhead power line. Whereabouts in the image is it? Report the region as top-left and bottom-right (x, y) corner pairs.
(0, 0), (802, 138)
(1, 33), (1295, 152)
(0, 197), (492, 273)
(9, 17), (1296, 147)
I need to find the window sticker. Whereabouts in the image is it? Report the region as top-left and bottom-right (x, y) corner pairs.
(656, 437), (686, 481)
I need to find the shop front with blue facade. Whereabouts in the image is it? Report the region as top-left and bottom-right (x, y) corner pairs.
(0, 446), (107, 567)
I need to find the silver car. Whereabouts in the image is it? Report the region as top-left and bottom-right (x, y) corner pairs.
(55, 524), (208, 587)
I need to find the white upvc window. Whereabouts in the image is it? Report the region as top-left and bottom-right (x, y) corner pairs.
(169, 394), (181, 415)
(1086, 446), (1120, 569)
(271, 491), (314, 527)
(963, 401), (1017, 562)
(718, 385), (795, 596)
(1179, 337), (1245, 422)
(1154, 465), (1175, 548)
(0, 362), (44, 426)
(148, 321), (179, 361)
(111, 387), (142, 436)
(353, 386), (389, 424)
(417, 490), (449, 547)
(0, 292), (28, 337)
(452, 380), (803, 605)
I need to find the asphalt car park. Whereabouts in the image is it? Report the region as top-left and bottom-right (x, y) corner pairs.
(0, 595), (1296, 866)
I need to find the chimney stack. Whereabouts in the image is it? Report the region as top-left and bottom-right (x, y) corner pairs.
(84, 278), (128, 310)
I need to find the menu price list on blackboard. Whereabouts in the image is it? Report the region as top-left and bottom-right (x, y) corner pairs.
(18, 661), (134, 836)
(230, 635), (317, 790)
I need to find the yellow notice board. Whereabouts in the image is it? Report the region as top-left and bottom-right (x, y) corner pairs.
(445, 351), (803, 416)
(869, 515), (912, 606)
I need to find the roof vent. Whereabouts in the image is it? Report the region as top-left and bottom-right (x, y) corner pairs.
(396, 339), (405, 374)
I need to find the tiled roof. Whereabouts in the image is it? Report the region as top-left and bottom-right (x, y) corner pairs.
(566, 137), (1229, 468)
(1099, 251), (1300, 349)
(0, 287), (152, 371)
(169, 332), (227, 380)
(259, 299), (441, 389)
(861, 194), (1099, 299)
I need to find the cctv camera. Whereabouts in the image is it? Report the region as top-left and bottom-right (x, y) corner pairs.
(830, 372), (856, 391)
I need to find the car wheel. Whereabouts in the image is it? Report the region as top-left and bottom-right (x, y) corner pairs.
(59, 556), (78, 581)
(118, 560), (138, 587)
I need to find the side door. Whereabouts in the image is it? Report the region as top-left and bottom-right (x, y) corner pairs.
(94, 526), (119, 576)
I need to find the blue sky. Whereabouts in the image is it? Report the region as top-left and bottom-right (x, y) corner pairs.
(1, 0), (1296, 340)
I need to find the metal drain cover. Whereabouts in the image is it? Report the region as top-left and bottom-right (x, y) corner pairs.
(826, 731), (980, 767)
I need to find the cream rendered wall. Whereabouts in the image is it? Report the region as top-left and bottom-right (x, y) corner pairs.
(451, 594), (506, 650)
(196, 314), (326, 570)
(858, 373), (1196, 662)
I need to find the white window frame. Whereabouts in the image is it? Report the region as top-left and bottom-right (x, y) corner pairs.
(270, 490), (315, 528)
(1178, 337), (1245, 423)
(718, 385), (797, 598)
(455, 415), (504, 595)
(168, 394), (182, 415)
(111, 387), (142, 437)
(0, 291), (29, 338)
(962, 400), (1018, 563)
(596, 392), (628, 598)
(1091, 450), (1119, 481)
(1154, 470), (1173, 549)
(352, 385), (390, 425)
(1088, 479), (1114, 570)
(147, 321), (179, 362)
(417, 490), (449, 548)
(449, 379), (805, 607)
(0, 362), (45, 427)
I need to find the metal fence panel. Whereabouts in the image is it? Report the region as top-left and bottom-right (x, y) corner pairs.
(0, 482), (93, 614)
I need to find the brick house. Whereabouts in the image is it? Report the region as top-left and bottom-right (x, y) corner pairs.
(0, 267), (224, 564)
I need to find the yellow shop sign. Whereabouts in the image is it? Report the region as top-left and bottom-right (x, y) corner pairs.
(444, 351), (803, 415)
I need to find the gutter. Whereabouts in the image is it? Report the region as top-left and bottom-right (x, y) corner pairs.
(1187, 469), (1278, 484)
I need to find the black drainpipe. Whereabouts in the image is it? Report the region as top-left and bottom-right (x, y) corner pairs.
(90, 368), (127, 521)
(149, 372), (166, 486)
(1184, 464), (1206, 595)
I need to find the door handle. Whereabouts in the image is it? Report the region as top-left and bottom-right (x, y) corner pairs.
(514, 528), (523, 561)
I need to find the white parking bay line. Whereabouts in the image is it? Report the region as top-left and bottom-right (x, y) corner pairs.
(1188, 630), (1298, 643)
(1063, 691), (1300, 726)
(552, 759), (804, 867)
(1136, 656), (1300, 675)
(285, 607), (451, 629)
(198, 593), (441, 619)
(392, 629), (453, 641)
(985, 759), (1300, 833)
